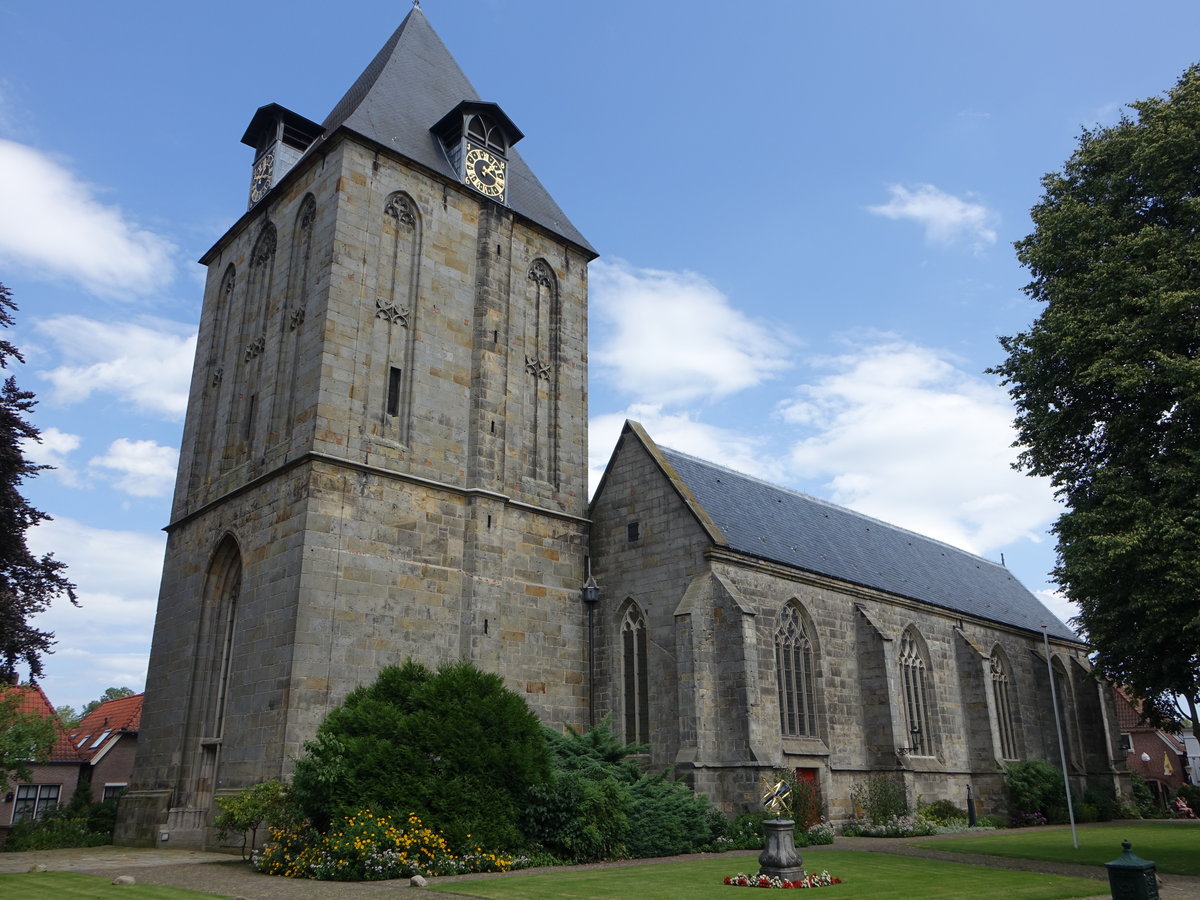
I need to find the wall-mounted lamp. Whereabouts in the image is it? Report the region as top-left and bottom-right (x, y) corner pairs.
(896, 725), (922, 756)
(1140, 752), (1151, 763)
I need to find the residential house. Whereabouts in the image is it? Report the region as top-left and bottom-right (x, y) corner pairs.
(71, 693), (143, 803)
(0, 683), (84, 837)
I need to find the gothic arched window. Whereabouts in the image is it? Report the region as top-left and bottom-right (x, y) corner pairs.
(991, 648), (1020, 760)
(899, 628), (935, 756)
(620, 602), (649, 744)
(775, 602), (817, 737)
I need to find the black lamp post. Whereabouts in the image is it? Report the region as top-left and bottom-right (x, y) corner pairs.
(582, 565), (600, 727)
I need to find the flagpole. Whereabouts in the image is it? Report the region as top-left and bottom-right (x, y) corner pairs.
(1043, 625), (1078, 849)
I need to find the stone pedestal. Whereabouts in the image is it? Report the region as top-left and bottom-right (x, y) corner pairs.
(758, 818), (805, 880)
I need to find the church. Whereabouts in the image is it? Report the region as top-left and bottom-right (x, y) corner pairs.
(115, 6), (1122, 848)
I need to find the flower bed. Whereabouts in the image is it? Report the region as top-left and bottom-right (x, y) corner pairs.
(253, 810), (521, 881)
(724, 870), (842, 889)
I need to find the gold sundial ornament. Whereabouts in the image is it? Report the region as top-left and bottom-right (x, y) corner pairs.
(760, 775), (791, 816)
(464, 145), (506, 199)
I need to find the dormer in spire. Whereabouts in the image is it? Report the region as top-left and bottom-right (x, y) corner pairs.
(431, 101), (523, 204)
(240, 104), (323, 209)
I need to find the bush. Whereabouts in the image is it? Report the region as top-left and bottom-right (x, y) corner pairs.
(290, 661), (551, 850)
(624, 771), (716, 858)
(1130, 773), (1162, 818)
(1005, 760), (1067, 823)
(3, 788), (117, 851)
(714, 811), (768, 851)
(806, 822), (835, 845)
(1082, 780), (1121, 822)
(252, 810), (522, 880)
(215, 780), (298, 858)
(919, 799), (967, 825)
(840, 814), (936, 838)
(850, 774), (908, 824)
(524, 767), (628, 861)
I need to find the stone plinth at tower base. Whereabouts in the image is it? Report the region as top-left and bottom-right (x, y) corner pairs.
(758, 819), (805, 881)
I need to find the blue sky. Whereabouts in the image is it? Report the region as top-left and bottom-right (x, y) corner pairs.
(3, 0), (1199, 711)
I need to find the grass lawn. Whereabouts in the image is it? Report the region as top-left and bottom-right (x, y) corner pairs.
(0, 871), (224, 899)
(427, 851), (1106, 900)
(913, 822), (1200, 876)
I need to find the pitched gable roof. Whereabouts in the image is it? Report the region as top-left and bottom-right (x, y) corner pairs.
(73, 693), (142, 740)
(317, 6), (594, 255)
(0, 683), (84, 763)
(613, 421), (1078, 642)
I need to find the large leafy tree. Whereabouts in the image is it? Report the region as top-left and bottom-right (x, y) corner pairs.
(991, 66), (1200, 738)
(0, 282), (77, 680)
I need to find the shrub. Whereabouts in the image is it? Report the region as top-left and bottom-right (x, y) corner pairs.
(806, 821), (835, 845)
(1082, 780), (1121, 822)
(3, 787), (116, 851)
(919, 799), (967, 825)
(524, 767), (628, 861)
(840, 814), (936, 838)
(716, 811), (768, 850)
(253, 810), (521, 880)
(1004, 760), (1067, 822)
(215, 780), (298, 858)
(624, 771), (716, 858)
(290, 661), (551, 850)
(1130, 773), (1161, 818)
(850, 774), (908, 824)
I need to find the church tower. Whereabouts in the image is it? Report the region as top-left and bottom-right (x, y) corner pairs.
(116, 6), (595, 848)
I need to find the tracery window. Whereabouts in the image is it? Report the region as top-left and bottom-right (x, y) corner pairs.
(775, 602), (817, 737)
(620, 602), (649, 744)
(991, 650), (1020, 760)
(899, 628), (934, 756)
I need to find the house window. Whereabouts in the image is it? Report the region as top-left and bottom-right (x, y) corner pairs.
(13, 784), (60, 823)
(899, 629), (934, 756)
(620, 602), (649, 744)
(103, 784), (127, 802)
(991, 652), (1020, 760)
(775, 602), (817, 737)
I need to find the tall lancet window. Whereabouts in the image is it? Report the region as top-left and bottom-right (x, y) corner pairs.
(275, 195), (316, 441)
(374, 191), (421, 442)
(775, 602), (817, 737)
(235, 223), (276, 452)
(525, 259), (559, 484)
(620, 601), (649, 744)
(899, 628), (935, 756)
(991, 649), (1020, 760)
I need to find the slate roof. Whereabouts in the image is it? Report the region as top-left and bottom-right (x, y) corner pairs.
(71, 693), (143, 761)
(315, 5), (595, 256)
(0, 683), (84, 763)
(654, 442), (1079, 642)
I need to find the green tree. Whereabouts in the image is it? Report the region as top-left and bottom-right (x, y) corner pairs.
(990, 65), (1200, 739)
(0, 282), (77, 681)
(290, 661), (551, 850)
(0, 687), (55, 790)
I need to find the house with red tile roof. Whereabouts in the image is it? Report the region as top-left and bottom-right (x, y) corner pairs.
(70, 693), (143, 803)
(1113, 685), (1188, 809)
(0, 683), (85, 834)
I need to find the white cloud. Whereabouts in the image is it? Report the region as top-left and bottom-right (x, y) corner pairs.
(0, 139), (176, 297)
(89, 438), (179, 498)
(868, 183), (997, 251)
(589, 404), (777, 496)
(35, 315), (196, 419)
(779, 339), (1057, 556)
(22, 426), (83, 486)
(1035, 588), (1079, 633)
(590, 259), (792, 405)
(26, 516), (163, 709)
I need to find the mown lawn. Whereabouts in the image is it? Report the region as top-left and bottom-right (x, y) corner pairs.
(912, 822), (1200, 876)
(427, 851), (1106, 900)
(0, 871), (224, 899)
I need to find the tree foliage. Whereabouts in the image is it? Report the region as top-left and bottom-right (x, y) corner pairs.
(990, 66), (1200, 736)
(290, 660), (551, 850)
(0, 283), (77, 681)
(0, 688), (55, 790)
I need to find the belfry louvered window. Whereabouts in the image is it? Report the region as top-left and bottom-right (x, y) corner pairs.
(899, 629), (934, 756)
(620, 603), (649, 744)
(775, 603), (816, 737)
(991, 651), (1020, 760)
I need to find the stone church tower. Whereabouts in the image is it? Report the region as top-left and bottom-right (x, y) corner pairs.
(116, 6), (596, 848)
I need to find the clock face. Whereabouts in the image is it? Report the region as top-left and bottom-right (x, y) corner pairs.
(249, 149), (275, 205)
(464, 145), (506, 200)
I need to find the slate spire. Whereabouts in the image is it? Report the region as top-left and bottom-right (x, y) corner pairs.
(320, 6), (593, 254)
